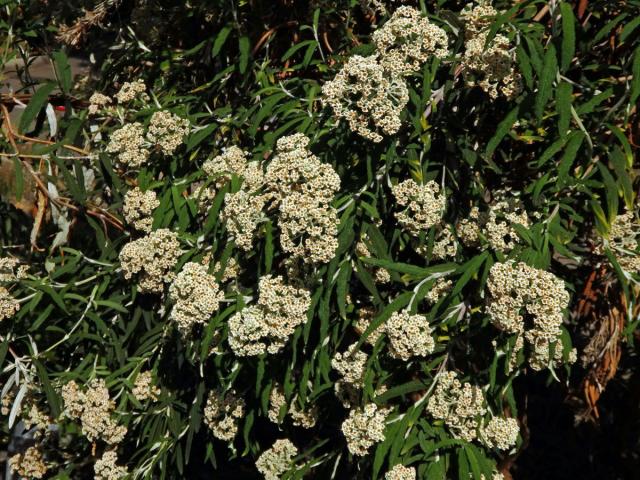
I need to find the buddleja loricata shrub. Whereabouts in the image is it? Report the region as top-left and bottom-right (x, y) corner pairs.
(1, 0), (639, 478)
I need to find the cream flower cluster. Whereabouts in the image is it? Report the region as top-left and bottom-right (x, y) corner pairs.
(9, 446), (49, 479)
(323, 7), (449, 142)
(169, 262), (223, 336)
(106, 122), (150, 168)
(600, 210), (640, 272)
(426, 277), (453, 304)
(385, 464), (417, 480)
(426, 371), (486, 442)
(119, 228), (181, 294)
(460, 1), (522, 99)
(203, 146), (263, 192)
(88, 92), (112, 114)
(123, 187), (159, 232)
(354, 306), (385, 346)
(146, 110), (190, 155)
(264, 134), (341, 264)
(392, 179), (446, 235)
(486, 261), (571, 371)
(0, 287), (20, 322)
(255, 438), (298, 480)
(132, 371), (160, 402)
(457, 193), (530, 252)
(480, 416), (519, 451)
(204, 389), (246, 441)
(222, 190), (267, 251)
(107, 111), (189, 167)
(332, 343), (369, 408)
(373, 6), (449, 75)
(0, 256), (27, 282)
(332, 342), (368, 385)
(267, 384), (318, 428)
(322, 54), (409, 143)
(61, 379), (127, 444)
(228, 275), (311, 356)
(115, 79), (147, 103)
(94, 451), (128, 480)
(341, 403), (390, 456)
(385, 311), (435, 360)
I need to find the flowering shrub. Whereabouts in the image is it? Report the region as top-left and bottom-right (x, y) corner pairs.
(1, 1), (639, 479)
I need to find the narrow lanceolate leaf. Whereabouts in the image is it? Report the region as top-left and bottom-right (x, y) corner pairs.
(557, 130), (584, 186)
(560, 2), (576, 72)
(18, 82), (56, 134)
(535, 45), (558, 121)
(486, 105), (519, 158)
(238, 36), (250, 74)
(52, 50), (72, 93)
(631, 47), (640, 108)
(556, 81), (573, 138)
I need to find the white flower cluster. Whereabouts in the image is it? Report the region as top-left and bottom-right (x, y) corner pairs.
(119, 228), (181, 294)
(0, 286), (20, 322)
(354, 306), (385, 346)
(322, 54), (409, 143)
(332, 342), (368, 385)
(169, 262), (223, 336)
(61, 379), (127, 444)
(9, 446), (49, 479)
(146, 111), (190, 155)
(255, 439), (298, 480)
(264, 134), (341, 264)
(426, 277), (453, 304)
(601, 210), (640, 273)
(94, 450), (128, 480)
(373, 6), (449, 75)
(204, 389), (246, 441)
(392, 179), (446, 235)
(123, 187), (159, 232)
(460, 1), (522, 99)
(480, 416), (519, 451)
(486, 261), (571, 371)
(426, 371), (485, 442)
(88, 92), (112, 114)
(341, 403), (390, 456)
(267, 384), (318, 428)
(385, 464), (417, 480)
(457, 193), (530, 252)
(115, 79), (147, 103)
(203, 146), (263, 192)
(132, 371), (160, 402)
(106, 122), (150, 168)
(385, 311), (435, 361)
(107, 110), (189, 168)
(323, 7), (448, 142)
(0, 256), (27, 282)
(228, 275), (311, 356)
(222, 190), (267, 251)
(332, 343), (369, 408)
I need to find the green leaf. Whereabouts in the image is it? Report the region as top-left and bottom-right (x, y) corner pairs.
(620, 15), (640, 43)
(556, 81), (573, 138)
(19, 82), (56, 134)
(557, 131), (584, 186)
(239, 36), (250, 74)
(630, 47), (640, 108)
(186, 124), (216, 151)
(52, 50), (72, 93)
(559, 2), (576, 72)
(535, 45), (558, 121)
(485, 105), (519, 158)
(212, 27), (232, 57)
